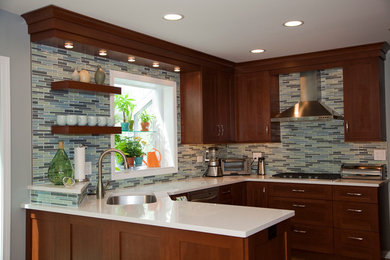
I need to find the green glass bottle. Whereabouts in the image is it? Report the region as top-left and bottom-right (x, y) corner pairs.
(48, 141), (74, 185)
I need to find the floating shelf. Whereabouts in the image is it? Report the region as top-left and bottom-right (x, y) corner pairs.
(51, 80), (121, 95)
(51, 126), (122, 135)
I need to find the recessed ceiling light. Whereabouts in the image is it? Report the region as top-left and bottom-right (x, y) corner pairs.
(283, 20), (304, 27)
(64, 41), (74, 49)
(163, 13), (184, 21)
(128, 56), (135, 62)
(250, 49), (265, 54)
(174, 67), (181, 72)
(98, 49), (107, 56)
(152, 62), (160, 68)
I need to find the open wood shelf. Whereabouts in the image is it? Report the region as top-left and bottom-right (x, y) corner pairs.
(51, 80), (121, 95)
(51, 125), (122, 135)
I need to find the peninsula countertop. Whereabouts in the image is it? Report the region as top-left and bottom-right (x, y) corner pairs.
(23, 175), (387, 238)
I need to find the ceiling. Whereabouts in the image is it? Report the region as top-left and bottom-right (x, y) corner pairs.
(1, 0), (390, 63)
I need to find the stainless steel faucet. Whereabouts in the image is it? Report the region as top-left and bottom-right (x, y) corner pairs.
(97, 148), (128, 199)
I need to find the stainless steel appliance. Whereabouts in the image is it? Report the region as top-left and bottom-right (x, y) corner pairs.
(220, 157), (250, 176)
(272, 172), (341, 180)
(341, 164), (385, 180)
(204, 147), (223, 177)
(257, 157), (265, 175)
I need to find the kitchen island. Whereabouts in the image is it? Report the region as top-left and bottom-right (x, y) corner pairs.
(24, 176), (295, 260)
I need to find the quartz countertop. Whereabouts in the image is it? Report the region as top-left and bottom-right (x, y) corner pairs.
(23, 175), (387, 238)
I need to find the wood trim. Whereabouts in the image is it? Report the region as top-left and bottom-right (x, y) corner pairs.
(51, 80), (121, 94)
(51, 126), (122, 135)
(22, 5), (234, 71)
(235, 42), (389, 74)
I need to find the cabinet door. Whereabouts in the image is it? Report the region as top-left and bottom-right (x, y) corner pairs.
(235, 72), (271, 142)
(202, 68), (220, 143)
(217, 70), (235, 142)
(246, 182), (268, 207)
(231, 182), (247, 206)
(343, 57), (385, 141)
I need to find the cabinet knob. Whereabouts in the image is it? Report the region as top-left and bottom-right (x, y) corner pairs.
(221, 125), (224, 136)
(265, 125), (269, 134)
(345, 121), (349, 132)
(217, 125), (221, 136)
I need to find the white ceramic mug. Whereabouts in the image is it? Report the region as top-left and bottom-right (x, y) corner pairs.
(66, 115), (78, 126)
(106, 117), (114, 126)
(78, 115), (88, 126)
(87, 116), (97, 126)
(97, 116), (107, 126)
(57, 115), (67, 126)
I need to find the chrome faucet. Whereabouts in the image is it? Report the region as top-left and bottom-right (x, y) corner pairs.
(97, 148), (128, 199)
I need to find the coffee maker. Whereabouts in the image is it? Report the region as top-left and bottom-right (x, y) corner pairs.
(204, 147), (223, 177)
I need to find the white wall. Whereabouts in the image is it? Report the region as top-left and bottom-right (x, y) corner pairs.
(0, 9), (31, 260)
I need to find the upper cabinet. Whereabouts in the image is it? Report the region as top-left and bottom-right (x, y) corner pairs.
(181, 67), (235, 144)
(343, 57), (386, 141)
(235, 71), (280, 143)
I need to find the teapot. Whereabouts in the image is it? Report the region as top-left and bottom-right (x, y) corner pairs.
(143, 148), (161, 167)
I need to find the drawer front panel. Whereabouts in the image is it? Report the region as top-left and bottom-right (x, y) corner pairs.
(334, 228), (380, 260)
(268, 183), (332, 200)
(219, 185), (232, 204)
(333, 186), (378, 203)
(333, 201), (379, 232)
(290, 224), (333, 254)
(269, 197), (332, 226)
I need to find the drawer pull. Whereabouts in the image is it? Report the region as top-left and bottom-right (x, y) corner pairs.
(293, 229), (307, 234)
(348, 236), (364, 241)
(292, 189), (305, 193)
(292, 204), (306, 208)
(347, 208), (363, 213)
(221, 190), (231, 194)
(347, 192), (362, 196)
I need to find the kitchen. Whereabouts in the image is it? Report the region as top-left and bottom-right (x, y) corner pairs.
(1, 1), (390, 260)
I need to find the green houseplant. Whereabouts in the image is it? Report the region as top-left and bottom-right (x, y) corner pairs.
(115, 136), (145, 167)
(140, 110), (155, 131)
(114, 94), (136, 131)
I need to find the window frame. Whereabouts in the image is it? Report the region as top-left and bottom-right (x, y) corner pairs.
(109, 70), (178, 180)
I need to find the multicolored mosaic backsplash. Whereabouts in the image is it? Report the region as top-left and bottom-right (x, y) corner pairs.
(30, 189), (87, 208)
(228, 68), (387, 173)
(32, 44), (387, 196)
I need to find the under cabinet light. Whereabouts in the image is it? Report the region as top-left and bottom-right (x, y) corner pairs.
(174, 67), (181, 72)
(98, 49), (107, 56)
(152, 62), (160, 68)
(128, 56), (136, 62)
(64, 41), (74, 49)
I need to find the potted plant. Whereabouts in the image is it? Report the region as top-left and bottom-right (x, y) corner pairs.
(140, 110), (155, 131)
(114, 94), (136, 131)
(115, 137), (144, 167)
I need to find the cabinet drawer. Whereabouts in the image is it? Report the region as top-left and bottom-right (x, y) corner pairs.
(333, 186), (378, 203)
(290, 224), (333, 254)
(334, 228), (380, 260)
(269, 197), (332, 226)
(333, 201), (379, 232)
(188, 187), (219, 203)
(268, 183), (332, 200)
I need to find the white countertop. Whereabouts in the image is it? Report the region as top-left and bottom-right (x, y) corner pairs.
(22, 175), (387, 238)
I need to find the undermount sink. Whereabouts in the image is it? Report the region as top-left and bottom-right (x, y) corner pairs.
(106, 194), (157, 205)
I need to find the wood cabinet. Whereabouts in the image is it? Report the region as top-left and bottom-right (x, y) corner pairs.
(218, 182), (246, 205)
(27, 210), (290, 260)
(332, 186), (380, 259)
(268, 183), (334, 254)
(343, 57), (386, 141)
(180, 67), (235, 144)
(235, 72), (280, 143)
(246, 182), (268, 207)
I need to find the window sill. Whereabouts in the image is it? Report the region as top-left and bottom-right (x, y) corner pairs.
(111, 166), (177, 180)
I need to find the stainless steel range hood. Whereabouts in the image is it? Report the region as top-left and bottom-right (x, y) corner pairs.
(271, 70), (343, 122)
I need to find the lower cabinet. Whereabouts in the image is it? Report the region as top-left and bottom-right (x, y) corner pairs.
(246, 182), (268, 207)
(26, 210), (290, 260)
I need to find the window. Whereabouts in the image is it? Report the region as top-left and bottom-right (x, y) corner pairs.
(109, 70), (177, 179)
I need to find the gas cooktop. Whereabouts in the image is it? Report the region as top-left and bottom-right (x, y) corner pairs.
(272, 172), (341, 180)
